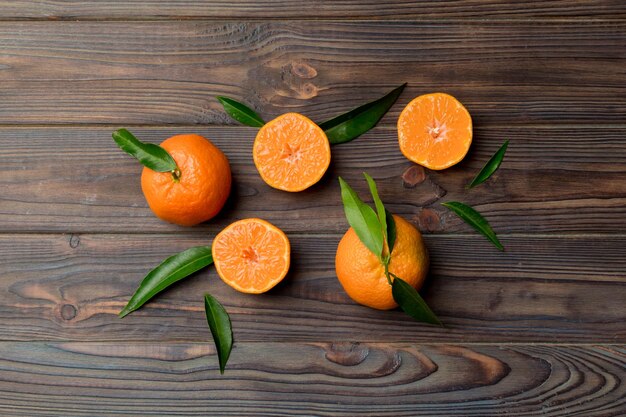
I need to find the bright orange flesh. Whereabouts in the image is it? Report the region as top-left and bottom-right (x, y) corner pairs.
(335, 215), (429, 310)
(141, 134), (231, 226)
(398, 93), (472, 170)
(253, 113), (331, 192)
(212, 218), (291, 294)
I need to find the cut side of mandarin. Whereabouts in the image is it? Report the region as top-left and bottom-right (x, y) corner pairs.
(212, 218), (290, 294)
(253, 113), (331, 192)
(398, 93), (472, 170)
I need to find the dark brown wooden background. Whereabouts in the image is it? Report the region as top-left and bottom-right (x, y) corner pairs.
(0, 1), (625, 416)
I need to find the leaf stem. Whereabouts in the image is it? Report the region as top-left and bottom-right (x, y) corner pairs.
(388, 271), (401, 281)
(383, 260), (392, 286)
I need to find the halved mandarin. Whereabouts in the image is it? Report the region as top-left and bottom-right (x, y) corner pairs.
(253, 113), (331, 192)
(398, 93), (472, 170)
(212, 218), (291, 294)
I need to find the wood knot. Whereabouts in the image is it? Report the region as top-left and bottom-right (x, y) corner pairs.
(324, 342), (369, 366)
(402, 165), (426, 188)
(438, 346), (511, 386)
(414, 208), (443, 233)
(69, 234), (80, 248)
(297, 82), (318, 99)
(291, 61), (317, 79)
(60, 304), (77, 321)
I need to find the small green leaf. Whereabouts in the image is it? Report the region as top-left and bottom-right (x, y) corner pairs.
(442, 201), (504, 251)
(467, 140), (509, 188)
(391, 275), (443, 326)
(216, 96), (265, 127)
(113, 128), (178, 172)
(363, 173), (388, 245)
(385, 209), (397, 255)
(119, 246), (213, 318)
(204, 294), (233, 375)
(338, 177), (384, 259)
(320, 83), (406, 145)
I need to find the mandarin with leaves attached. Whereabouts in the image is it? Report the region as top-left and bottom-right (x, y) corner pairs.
(141, 134), (231, 226)
(335, 214), (429, 310)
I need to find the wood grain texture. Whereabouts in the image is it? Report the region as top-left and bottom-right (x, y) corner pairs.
(1, 7), (625, 413)
(1, 126), (624, 234)
(1, 1), (625, 20)
(0, 0), (626, 20)
(0, 342), (623, 416)
(0, 233), (624, 343)
(0, 21), (624, 125)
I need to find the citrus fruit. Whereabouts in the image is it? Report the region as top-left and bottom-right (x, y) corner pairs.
(335, 214), (429, 310)
(141, 134), (231, 226)
(397, 92), (472, 170)
(253, 113), (331, 192)
(212, 218), (291, 294)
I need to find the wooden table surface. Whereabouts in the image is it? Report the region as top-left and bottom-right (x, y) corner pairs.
(0, 2), (625, 416)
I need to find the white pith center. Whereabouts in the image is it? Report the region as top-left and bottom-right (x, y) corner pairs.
(281, 142), (302, 164)
(428, 121), (447, 142)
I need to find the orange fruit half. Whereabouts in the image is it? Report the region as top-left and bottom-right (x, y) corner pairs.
(397, 93), (472, 170)
(212, 218), (291, 294)
(141, 134), (231, 226)
(253, 113), (331, 192)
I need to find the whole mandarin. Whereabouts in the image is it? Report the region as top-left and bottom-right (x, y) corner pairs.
(335, 215), (429, 310)
(141, 134), (231, 226)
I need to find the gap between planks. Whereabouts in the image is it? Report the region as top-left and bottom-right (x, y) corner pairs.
(0, 17), (624, 23)
(1, 123), (626, 129)
(2, 231), (626, 238)
(0, 340), (623, 347)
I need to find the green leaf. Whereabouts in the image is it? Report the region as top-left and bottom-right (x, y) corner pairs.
(467, 140), (509, 189)
(385, 209), (397, 255)
(442, 201), (504, 251)
(391, 275), (443, 326)
(338, 177), (384, 259)
(320, 83), (406, 145)
(363, 173), (388, 245)
(119, 246), (214, 318)
(112, 128), (178, 172)
(216, 96), (265, 127)
(204, 293), (233, 375)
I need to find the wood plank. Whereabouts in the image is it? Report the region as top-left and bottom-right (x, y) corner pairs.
(1, 126), (624, 234)
(1, 1), (625, 20)
(0, 233), (623, 343)
(0, 342), (623, 416)
(0, 21), (624, 125)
